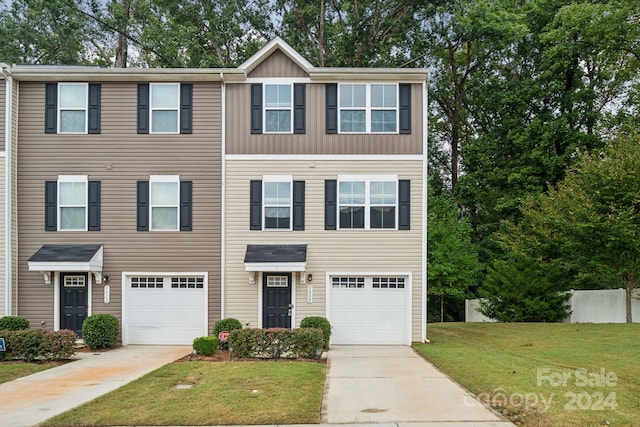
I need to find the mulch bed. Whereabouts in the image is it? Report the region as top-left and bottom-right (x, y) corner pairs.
(178, 349), (326, 363)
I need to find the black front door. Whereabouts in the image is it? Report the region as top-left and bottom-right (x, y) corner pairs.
(60, 273), (88, 337)
(262, 273), (292, 328)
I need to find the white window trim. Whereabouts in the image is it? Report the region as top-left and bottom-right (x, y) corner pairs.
(58, 83), (88, 134)
(337, 83), (399, 134)
(263, 82), (294, 134)
(337, 174), (398, 230)
(149, 175), (180, 231)
(262, 175), (293, 231)
(150, 83), (180, 134)
(57, 175), (88, 231)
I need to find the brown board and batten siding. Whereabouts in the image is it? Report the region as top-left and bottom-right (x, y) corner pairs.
(248, 49), (308, 78)
(225, 82), (423, 155)
(224, 159), (424, 341)
(16, 81), (222, 331)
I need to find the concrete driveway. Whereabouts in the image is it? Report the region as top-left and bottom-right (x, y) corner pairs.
(321, 345), (514, 426)
(0, 345), (190, 427)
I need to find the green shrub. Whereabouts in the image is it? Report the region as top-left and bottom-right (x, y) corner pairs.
(212, 318), (243, 349)
(300, 316), (332, 349)
(0, 316), (30, 330)
(228, 328), (324, 360)
(193, 336), (218, 356)
(0, 329), (76, 361)
(82, 314), (119, 349)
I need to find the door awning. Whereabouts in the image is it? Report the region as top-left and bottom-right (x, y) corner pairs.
(28, 244), (104, 284)
(244, 244), (307, 272)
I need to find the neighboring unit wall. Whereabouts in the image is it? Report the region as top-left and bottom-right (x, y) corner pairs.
(16, 81), (222, 331)
(0, 78), (5, 315)
(224, 159), (424, 341)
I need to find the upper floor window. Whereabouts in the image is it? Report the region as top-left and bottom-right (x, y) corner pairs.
(338, 177), (397, 229)
(263, 177), (292, 230)
(59, 84), (88, 133)
(264, 84), (292, 133)
(45, 83), (101, 134)
(137, 176), (192, 232)
(325, 83), (411, 135)
(339, 84), (397, 133)
(151, 83), (179, 133)
(150, 175), (179, 230)
(324, 177), (410, 231)
(45, 176), (101, 232)
(137, 83), (192, 134)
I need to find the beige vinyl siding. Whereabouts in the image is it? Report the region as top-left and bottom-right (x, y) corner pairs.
(16, 81), (222, 332)
(0, 79), (5, 150)
(248, 50), (308, 78)
(225, 159), (424, 342)
(0, 160), (4, 313)
(226, 83), (423, 155)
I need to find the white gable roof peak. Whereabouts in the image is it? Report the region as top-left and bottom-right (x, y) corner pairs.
(238, 37), (314, 74)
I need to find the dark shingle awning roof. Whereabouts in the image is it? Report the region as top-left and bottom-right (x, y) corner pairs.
(244, 244), (307, 272)
(28, 244), (104, 284)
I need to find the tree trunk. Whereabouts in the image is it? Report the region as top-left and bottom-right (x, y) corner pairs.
(440, 294), (444, 323)
(113, 0), (130, 68)
(318, 0), (325, 67)
(624, 273), (635, 323)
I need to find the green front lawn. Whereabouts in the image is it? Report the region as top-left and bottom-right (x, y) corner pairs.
(42, 360), (326, 426)
(415, 323), (640, 426)
(0, 362), (64, 384)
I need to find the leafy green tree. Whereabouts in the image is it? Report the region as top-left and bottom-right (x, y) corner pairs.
(427, 181), (481, 322)
(516, 132), (640, 322)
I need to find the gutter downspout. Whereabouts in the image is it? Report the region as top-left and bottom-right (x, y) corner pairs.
(422, 76), (429, 343)
(1, 64), (13, 316)
(220, 72), (226, 320)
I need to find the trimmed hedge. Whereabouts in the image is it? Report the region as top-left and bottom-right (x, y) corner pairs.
(82, 314), (119, 349)
(193, 336), (218, 356)
(300, 316), (332, 349)
(0, 316), (30, 330)
(0, 329), (77, 361)
(212, 318), (243, 349)
(228, 328), (324, 359)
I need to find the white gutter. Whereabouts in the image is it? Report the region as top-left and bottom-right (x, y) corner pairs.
(1, 64), (12, 316)
(422, 76), (429, 343)
(220, 72), (226, 319)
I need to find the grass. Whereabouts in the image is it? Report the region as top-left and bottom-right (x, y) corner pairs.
(41, 360), (326, 426)
(414, 323), (640, 426)
(0, 361), (64, 384)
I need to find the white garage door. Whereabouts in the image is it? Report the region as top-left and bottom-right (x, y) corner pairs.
(329, 276), (409, 345)
(125, 275), (207, 345)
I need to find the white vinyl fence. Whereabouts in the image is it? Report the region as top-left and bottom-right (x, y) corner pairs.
(466, 289), (640, 323)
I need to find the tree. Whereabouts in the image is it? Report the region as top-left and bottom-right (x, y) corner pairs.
(496, 131), (640, 322)
(427, 181), (480, 322)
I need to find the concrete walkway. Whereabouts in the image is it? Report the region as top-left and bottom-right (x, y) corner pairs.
(0, 345), (190, 427)
(321, 346), (514, 426)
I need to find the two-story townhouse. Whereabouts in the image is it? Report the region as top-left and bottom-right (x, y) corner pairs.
(223, 38), (428, 345)
(3, 65), (244, 344)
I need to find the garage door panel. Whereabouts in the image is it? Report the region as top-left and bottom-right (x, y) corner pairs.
(330, 276), (409, 345)
(126, 276), (206, 345)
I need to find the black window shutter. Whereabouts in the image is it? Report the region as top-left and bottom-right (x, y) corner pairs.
(293, 180), (305, 230)
(137, 181), (149, 231)
(88, 180), (101, 231)
(250, 180), (262, 230)
(399, 84), (411, 134)
(45, 83), (58, 134)
(180, 180), (193, 231)
(250, 83), (263, 134)
(293, 83), (306, 134)
(45, 181), (57, 231)
(180, 84), (193, 134)
(325, 84), (338, 134)
(88, 83), (101, 134)
(325, 179), (337, 230)
(137, 83), (149, 134)
(398, 179), (410, 230)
